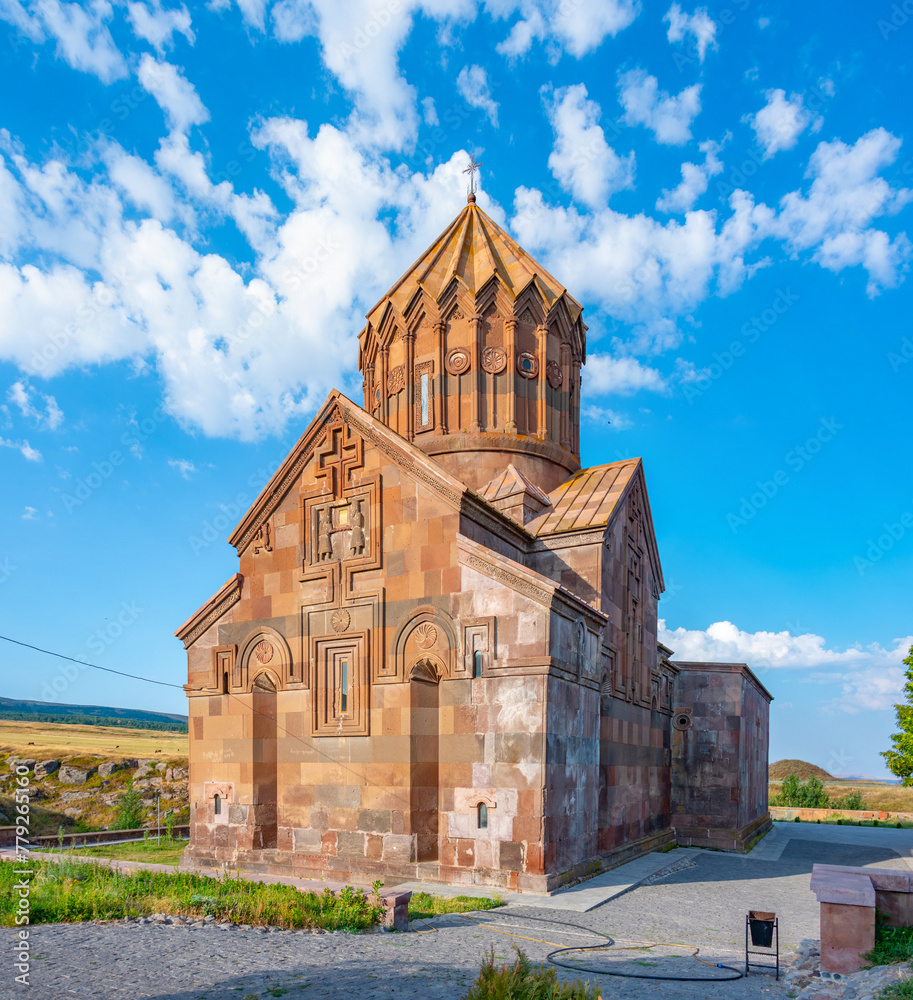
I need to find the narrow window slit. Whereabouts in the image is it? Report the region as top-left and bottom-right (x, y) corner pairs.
(477, 802), (488, 829)
(473, 649), (483, 678)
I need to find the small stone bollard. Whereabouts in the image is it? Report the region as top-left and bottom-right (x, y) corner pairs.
(379, 891), (412, 932)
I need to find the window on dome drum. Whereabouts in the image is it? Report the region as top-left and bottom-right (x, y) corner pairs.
(339, 658), (349, 714)
(421, 373), (429, 426)
(473, 649), (483, 678)
(477, 802), (488, 829)
(214, 794), (221, 816)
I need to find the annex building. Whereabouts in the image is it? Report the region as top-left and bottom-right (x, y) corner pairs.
(176, 193), (772, 892)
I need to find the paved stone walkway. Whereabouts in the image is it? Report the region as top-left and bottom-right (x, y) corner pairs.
(2, 824), (908, 1000)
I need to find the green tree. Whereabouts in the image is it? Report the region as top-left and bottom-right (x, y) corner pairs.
(882, 644), (913, 785)
(111, 779), (145, 830)
(773, 773), (830, 808)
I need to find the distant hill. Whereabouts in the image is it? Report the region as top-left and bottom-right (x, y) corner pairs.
(769, 759), (832, 781)
(0, 697), (187, 731)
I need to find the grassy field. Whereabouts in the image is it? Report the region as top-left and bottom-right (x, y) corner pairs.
(0, 720), (188, 760)
(768, 779), (913, 813)
(38, 839), (189, 865)
(408, 891), (504, 921)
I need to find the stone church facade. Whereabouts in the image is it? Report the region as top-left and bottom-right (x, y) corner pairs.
(177, 196), (772, 892)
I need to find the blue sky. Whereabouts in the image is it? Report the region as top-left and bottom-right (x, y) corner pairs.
(0, 0), (910, 778)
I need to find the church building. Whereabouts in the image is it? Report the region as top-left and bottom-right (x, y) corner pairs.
(176, 191), (772, 892)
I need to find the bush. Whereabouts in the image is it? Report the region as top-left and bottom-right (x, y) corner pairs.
(835, 790), (865, 811)
(110, 779), (144, 831)
(464, 948), (602, 1000)
(772, 773), (830, 809)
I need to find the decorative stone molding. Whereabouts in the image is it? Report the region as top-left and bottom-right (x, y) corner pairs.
(176, 574), (242, 649)
(387, 365), (405, 395)
(517, 351), (538, 378)
(481, 346), (507, 374)
(546, 360), (563, 388)
(331, 609), (351, 633)
(445, 347), (471, 375)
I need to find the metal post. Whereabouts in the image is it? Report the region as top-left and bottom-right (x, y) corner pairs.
(157, 796), (160, 845)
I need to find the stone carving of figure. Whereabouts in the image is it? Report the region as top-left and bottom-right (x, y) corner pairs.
(349, 498), (365, 554)
(317, 508), (333, 561)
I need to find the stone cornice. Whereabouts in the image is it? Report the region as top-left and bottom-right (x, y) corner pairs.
(175, 574), (243, 650)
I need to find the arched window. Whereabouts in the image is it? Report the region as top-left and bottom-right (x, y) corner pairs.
(214, 794), (221, 816)
(473, 650), (483, 678)
(477, 802), (488, 829)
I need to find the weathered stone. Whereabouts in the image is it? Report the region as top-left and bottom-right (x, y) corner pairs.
(133, 766), (154, 780)
(98, 762), (121, 778)
(58, 766), (93, 784)
(35, 759), (60, 779)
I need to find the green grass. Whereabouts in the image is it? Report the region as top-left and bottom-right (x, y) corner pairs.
(464, 948), (602, 1000)
(38, 839), (189, 865)
(865, 921), (913, 968)
(879, 982), (913, 1000)
(408, 891), (504, 921)
(0, 858), (384, 931)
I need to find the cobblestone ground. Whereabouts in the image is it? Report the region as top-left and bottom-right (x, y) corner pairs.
(1, 838), (903, 1000)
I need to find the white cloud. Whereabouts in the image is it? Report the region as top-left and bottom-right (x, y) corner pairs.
(493, 0), (641, 60)
(582, 404), (633, 430)
(456, 65), (499, 126)
(421, 96), (439, 127)
(126, 1), (194, 51)
(663, 3), (717, 63)
(544, 84), (634, 208)
(747, 88), (822, 159)
(21, 506), (37, 520)
(138, 55), (210, 134)
(618, 69), (701, 146)
(513, 127), (911, 348)
(0, 436), (41, 461)
(584, 355), (666, 395)
(168, 457), (197, 478)
(0, 0), (128, 83)
(659, 619), (913, 713)
(773, 128), (913, 295)
(656, 137), (725, 214)
(7, 379), (64, 429)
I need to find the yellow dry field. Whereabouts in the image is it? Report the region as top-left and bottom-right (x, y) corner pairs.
(0, 720), (188, 762)
(769, 778), (913, 813)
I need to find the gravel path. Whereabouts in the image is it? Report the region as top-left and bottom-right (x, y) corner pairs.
(1, 834), (905, 1000)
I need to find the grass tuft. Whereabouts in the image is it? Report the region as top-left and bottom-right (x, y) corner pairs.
(408, 891), (504, 921)
(864, 920), (913, 968)
(464, 947), (602, 1000)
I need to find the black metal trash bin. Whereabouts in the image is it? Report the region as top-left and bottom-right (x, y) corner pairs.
(748, 911), (775, 948)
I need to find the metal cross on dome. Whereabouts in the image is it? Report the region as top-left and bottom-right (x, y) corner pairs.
(463, 154), (482, 199)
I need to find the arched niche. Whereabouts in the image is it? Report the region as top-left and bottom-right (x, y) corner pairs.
(236, 627), (292, 692)
(391, 605), (458, 683)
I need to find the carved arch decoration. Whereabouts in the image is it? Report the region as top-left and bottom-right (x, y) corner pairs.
(236, 626), (294, 692)
(391, 605), (459, 684)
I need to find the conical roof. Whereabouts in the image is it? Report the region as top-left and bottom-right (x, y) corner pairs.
(363, 199), (583, 331)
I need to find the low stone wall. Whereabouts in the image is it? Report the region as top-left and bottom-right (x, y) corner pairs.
(772, 806), (913, 823)
(0, 825), (190, 849)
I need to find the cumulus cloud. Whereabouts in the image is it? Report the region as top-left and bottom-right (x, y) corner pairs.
(0, 0), (127, 83)
(663, 3), (717, 63)
(168, 457), (197, 478)
(581, 404), (633, 430)
(544, 84), (635, 208)
(747, 88), (822, 159)
(0, 436), (41, 461)
(138, 55), (209, 134)
(656, 137), (725, 214)
(618, 69), (701, 145)
(494, 0), (641, 60)
(126, 1), (194, 51)
(7, 379), (64, 430)
(456, 65), (499, 126)
(584, 355), (666, 395)
(659, 619), (913, 713)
